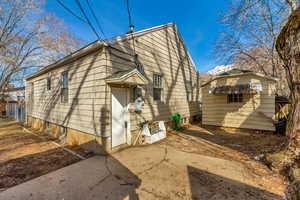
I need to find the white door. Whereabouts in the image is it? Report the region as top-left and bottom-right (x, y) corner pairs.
(111, 87), (128, 147)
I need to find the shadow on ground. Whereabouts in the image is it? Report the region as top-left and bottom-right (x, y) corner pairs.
(0, 120), (141, 200)
(179, 124), (286, 158)
(188, 165), (282, 200)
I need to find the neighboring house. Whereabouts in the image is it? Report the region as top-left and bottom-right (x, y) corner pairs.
(0, 87), (26, 122)
(201, 69), (278, 131)
(25, 23), (201, 153)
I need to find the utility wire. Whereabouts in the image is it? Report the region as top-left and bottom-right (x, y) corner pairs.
(75, 0), (102, 40)
(85, 0), (107, 39)
(125, 0), (136, 58)
(126, 0), (133, 27)
(56, 0), (88, 24)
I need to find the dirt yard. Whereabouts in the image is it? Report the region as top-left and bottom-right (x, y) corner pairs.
(164, 125), (287, 198)
(0, 118), (87, 191)
(0, 120), (287, 199)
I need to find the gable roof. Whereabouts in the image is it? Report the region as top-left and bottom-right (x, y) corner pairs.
(105, 69), (148, 85)
(218, 68), (253, 76)
(5, 87), (25, 92)
(26, 23), (196, 81)
(201, 70), (278, 87)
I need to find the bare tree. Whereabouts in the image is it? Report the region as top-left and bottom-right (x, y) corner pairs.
(276, 6), (300, 157)
(0, 0), (83, 100)
(37, 13), (84, 64)
(214, 0), (295, 96)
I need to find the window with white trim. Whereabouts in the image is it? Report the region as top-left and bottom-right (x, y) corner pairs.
(186, 80), (192, 101)
(153, 73), (163, 101)
(61, 71), (69, 103)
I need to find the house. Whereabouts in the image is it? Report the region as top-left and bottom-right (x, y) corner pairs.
(0, 87), (25, 122)
(25, 23), (201, 153)
(201, 69), (278, 132)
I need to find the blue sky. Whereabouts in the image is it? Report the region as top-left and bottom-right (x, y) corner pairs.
(45, 0), (228, 72)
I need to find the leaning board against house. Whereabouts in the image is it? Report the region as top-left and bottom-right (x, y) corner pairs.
(201, 72), (277, 131)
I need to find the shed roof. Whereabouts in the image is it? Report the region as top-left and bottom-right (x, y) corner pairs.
(210, 84), (258, 94)
(201, 70), (278, 87)
(26, 23), (196, 81)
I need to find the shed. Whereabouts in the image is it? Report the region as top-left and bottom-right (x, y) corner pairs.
(201, 69), (278, 131)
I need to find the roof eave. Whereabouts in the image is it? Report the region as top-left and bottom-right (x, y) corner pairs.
(26, 41), (104, 81)
(201, 72), (278, 87)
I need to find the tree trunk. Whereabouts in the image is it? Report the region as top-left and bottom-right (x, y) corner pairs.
(276, 6), (300, 157)
(286, 87), (300, 155)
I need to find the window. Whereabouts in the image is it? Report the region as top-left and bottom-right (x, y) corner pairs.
(46, 77), (51, 90)
(17, 96), (22, 102)
(227, 94), (243, 103)
(136, 64), (145, 75)
(153, 73), (163, 101)
(186, 81), (192, 101)
(132, 86), (142, 101)
(61, 71), (69, 103)
(31, 82), (34, 99)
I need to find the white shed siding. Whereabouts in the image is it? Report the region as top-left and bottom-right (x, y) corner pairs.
(202, 74), (276, 131)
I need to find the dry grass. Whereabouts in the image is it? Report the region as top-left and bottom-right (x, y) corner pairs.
(0, 119), (87, 191)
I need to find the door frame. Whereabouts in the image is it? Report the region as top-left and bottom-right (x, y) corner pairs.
(110, 86), (131, 149)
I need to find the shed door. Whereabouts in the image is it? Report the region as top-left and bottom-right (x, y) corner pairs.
(111, 88), (128, 147)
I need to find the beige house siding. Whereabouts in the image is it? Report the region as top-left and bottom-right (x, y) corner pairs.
(106, 25), (200, 131)
(202, 74), (276, 131)
(25, 23), (201, 151)
(26, 47), (110, 136)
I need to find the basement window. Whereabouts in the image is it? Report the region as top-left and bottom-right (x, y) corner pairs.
(45, 121), (50, 129)
(227, 94), (243, 103)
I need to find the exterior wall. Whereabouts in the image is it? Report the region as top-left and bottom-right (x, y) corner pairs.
(26, 47), (110, 142)
(106, 24), (201, 131)
(202, 74), (276, 131)
(25, 24), (201, 152)
(5, 89), (25, 102)
(27, 116), (106, 154)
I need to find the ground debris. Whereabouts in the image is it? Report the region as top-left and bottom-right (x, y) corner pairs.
(0, 119), (88, 190)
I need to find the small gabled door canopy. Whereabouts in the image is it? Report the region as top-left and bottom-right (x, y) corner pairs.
(106, 69), (148, 86)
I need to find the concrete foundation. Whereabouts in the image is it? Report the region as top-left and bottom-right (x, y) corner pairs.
(26, 115), (195, 154)
(27, 116), (110, 154)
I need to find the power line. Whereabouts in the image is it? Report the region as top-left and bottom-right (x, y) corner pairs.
(126, 0), (133, 28)
(85, 0), (106, 39)
(125, 0), (137, 61)
(55, 0), (88, 24)
(75, 0), (102, 40)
